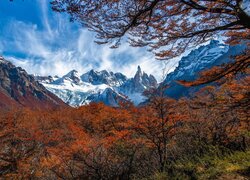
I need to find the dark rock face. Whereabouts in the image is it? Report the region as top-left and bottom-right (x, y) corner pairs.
(63, 70), (81, 85)
(81, 69), (127, 86)
(34, 75), (55, 84)
(0, 58), (67, 109)
(161, 40), (246, 98)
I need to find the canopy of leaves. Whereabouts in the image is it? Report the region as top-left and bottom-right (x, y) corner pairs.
(51, 0), (250, 59)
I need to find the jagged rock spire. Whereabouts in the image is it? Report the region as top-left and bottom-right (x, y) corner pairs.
(134, 65), (143, 81)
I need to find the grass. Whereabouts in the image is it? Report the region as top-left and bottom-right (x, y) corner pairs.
(181, 149), (250, 179)
(145, 149), (250, 180)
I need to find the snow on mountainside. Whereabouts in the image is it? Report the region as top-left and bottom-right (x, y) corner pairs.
(35, 75), (59, 84)
(165, 40), (229, 83)
(162, 40), (247, 98)
(119, 66), (157, 105)
(81, 69), (127, 86)
(36, 40), (246, 106)
(37, 66), (157, 107)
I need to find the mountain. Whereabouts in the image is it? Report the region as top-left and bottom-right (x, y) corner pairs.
(119, 66), (157, 105)
(81, 69), (127, 86)
(86, 88), (128, 106)
(35, 75), (59, 84)
(0, 57), (67, 109)
(162, 40), (247, 98)
(37, 66), (158, 107)
(2, 40), (244, 108)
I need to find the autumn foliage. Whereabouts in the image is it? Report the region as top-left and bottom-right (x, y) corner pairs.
(0, 76), (249, 179)
(51, 0), (250, 58)
(1, 0), (249, 179)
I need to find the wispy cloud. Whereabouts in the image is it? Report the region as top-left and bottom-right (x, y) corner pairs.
(40, 0), (53, 38)
(0, 0), (177, 81)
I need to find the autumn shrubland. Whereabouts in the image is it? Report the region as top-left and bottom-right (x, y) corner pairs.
(1, 0), (250, 179)
(0, 76), (249, 179)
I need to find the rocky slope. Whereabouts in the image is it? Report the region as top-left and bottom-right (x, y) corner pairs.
(162, 40), (246, 98)
(0, 57), (67, 109)
(37, 66), (157, 107)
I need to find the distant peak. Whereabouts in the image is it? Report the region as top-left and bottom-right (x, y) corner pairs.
(64, 69), (78, 77)
(137, 65), (142, 72)
(70, 69), (78, 74)
(135, 65), (142, 75)
(89, 69), (97, 74)
(65, 69), (77, 73)
(100, 70), (108, 73)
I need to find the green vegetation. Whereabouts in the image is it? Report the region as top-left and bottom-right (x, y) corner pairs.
(147, 149), (250, 180)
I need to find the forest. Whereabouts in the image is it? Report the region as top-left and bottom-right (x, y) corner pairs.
(0, 76), (249, 179)
(0, 0), (250, 179)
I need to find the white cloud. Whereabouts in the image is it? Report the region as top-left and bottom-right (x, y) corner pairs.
(40, 0), (53, 38)
(0, 1), (178, 82)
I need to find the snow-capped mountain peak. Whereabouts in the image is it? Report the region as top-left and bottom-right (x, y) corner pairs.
(35, 40), (243, 105)
(165, 40), (229, 83)
(64, 69), (79, 78)
(37, 67), (157, 107)
(61, 69), (81, 85)
(81, 69), (127, 86)
(118, 66), (158, 105)
(162, 40), (246, 99)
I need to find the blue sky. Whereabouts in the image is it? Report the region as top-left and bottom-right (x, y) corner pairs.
(0, 0), (179, 81)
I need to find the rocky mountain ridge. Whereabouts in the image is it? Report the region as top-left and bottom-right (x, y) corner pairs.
(0, 57), (67, 109)
(162, 40), (246, 98)
(37, 66), (158, 107)
(1, 40), (244, 108)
